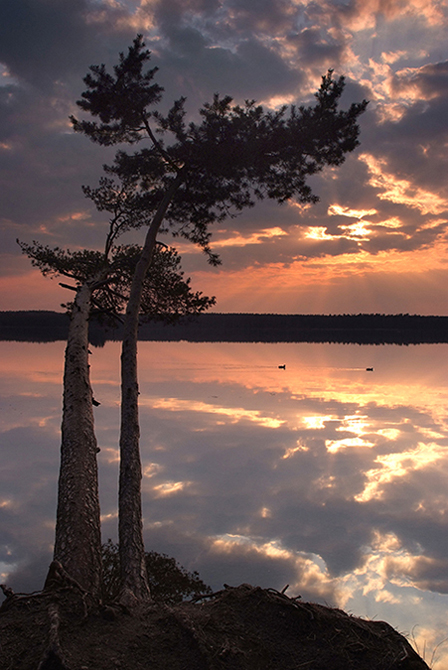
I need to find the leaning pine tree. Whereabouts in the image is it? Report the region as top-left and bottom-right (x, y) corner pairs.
(71, 35), (368, 604)
(19, 175), (214, 597)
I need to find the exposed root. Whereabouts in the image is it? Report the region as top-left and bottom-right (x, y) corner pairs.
(37, 601), (70, 670)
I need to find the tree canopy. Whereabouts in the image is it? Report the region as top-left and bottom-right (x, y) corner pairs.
(18, 240), (215, 324)
(72, 35), (368, 264)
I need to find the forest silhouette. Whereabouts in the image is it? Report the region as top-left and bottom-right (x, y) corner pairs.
(1, 310), (448, 345)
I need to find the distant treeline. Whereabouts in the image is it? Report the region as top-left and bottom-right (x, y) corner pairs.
(1, 311), (448, 345)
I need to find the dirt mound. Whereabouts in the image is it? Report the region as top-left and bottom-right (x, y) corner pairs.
(0, 583), (430, 670)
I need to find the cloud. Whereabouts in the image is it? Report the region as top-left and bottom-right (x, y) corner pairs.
(353, 530), (448, 597)
(0, 0), (100, 90)
(359, 153), (448, 216)
(391, 60), (448, 101)
(1, 0), (448, 314)
(287, 27), (345, 70)
(150, 35), (303, 106)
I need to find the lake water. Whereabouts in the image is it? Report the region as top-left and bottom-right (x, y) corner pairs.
(1, 340), (448, 666)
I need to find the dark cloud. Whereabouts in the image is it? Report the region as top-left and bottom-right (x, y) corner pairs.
(0, 0), (138, 92)
(150, 36), (302, 107)
(392, 60), (448, 100)
(366, 62), (448, 195)
(153, 0), (221, 29)
(287, 28), (344, 68)
(0, 0), (93, 89)
(153, 0), (306, 40)
(5, 551), (53, 595)
(226, 0), (298, 32)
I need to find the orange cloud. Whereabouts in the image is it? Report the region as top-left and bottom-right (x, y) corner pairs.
(360, 153), (448, 215)
(213, 227), (288, 248)
(328, 205), (378, 219)
(344, 0), (444, 31)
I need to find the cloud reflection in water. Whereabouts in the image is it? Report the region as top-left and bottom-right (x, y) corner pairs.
(1, 340), (448, 665)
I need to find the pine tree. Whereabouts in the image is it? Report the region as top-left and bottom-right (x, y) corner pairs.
(19, 175), (214, 596)
(71, 35), (367, 603)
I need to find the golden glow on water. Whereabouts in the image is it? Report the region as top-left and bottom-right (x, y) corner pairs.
(282, 442), (309, 458)
(2, 340), (448, 665)
(148, 397), (285, 428)
(143, 463), (163, 478)
(326, 436), (375, 453)
(355, 443), (448, 503)
(102, 447), (120, 464)
(377, 428), (401, 440)
(338, 221), (372, 239)
(302, 416), (333, 429)
(134, 341), (448, 412)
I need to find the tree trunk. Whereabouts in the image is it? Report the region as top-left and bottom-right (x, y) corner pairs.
(118, 173), (183, 606)
(53, 282), (102, 596)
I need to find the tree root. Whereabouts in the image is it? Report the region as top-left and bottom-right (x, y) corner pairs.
(37, 601), (70, 670)
(44, 560), (90, 619)
(1, 562), (101, 670)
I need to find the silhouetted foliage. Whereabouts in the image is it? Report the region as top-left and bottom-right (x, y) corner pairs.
(101, 540), (212, 604)
(2, 311), (448, 345)
(71, 36), (368, 266)
(18, 240), (214, 326)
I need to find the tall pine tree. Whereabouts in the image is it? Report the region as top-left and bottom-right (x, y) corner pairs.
(71, 35), (367, 604)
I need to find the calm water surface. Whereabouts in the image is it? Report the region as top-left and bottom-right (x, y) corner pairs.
(1, 340), (448, 665)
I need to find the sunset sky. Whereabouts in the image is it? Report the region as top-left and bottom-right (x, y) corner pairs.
(1, 0), (448, 314)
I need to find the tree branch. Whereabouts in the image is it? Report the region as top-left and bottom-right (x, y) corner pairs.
(142, 116), (182, 173)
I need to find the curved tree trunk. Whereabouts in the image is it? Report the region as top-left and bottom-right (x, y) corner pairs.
(118, 173), (183, 606)
(53, 282), (102, 596)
